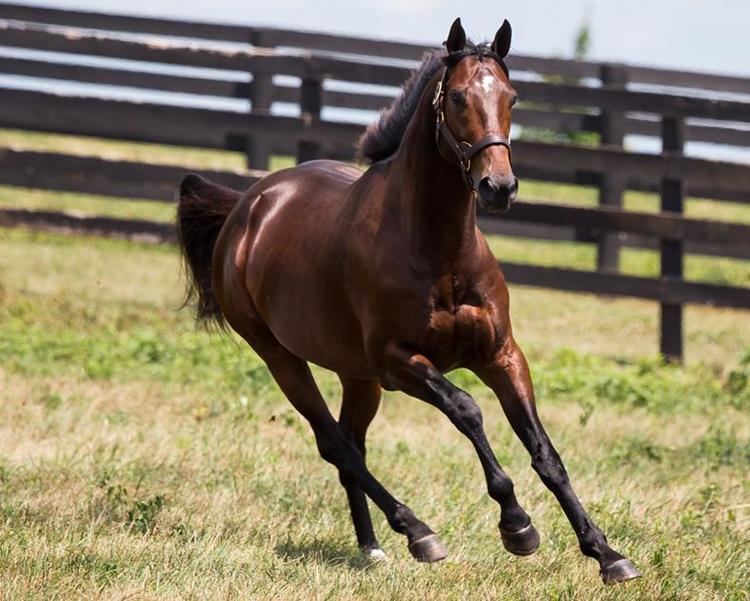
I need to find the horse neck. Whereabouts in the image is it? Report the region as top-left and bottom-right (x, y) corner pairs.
(388, 82), (478, 268)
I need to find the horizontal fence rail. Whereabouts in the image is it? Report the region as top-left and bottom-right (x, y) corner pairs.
(1, 150), (749, 313)
(3, 2), (750, 95)
(0, 2), (748, 361)
(3, 148), (749, 252)
(3, 18), (750, 123)
(3, 205), (749, 310)
(3, 55), (749, 148)
(2, 88), (749, 203)
(0, 148), (260, 199)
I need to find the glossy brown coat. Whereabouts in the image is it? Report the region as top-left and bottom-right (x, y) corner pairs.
(176, 18), (639, 584)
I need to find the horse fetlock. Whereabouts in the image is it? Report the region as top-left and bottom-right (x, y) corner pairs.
(389, 505), (428, 538)
(390, 504), (416, 530)
(578, 524), (612, 560)
(486, 473), (515, 504)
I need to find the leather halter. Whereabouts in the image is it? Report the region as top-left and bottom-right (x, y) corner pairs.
(432, 66), (512, 190)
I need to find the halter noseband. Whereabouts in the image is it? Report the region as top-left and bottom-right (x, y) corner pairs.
(432, 66), (512, 190)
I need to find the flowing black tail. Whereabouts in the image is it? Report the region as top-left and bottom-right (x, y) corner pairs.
(176, 173), (241, 328)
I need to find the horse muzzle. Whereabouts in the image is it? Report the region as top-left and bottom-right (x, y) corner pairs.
(477, 175), (518, 213)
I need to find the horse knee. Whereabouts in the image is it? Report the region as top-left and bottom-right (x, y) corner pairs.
(449, 391), (483, 433)
(315, 432), (349, 466)
(338, 469), (356, 488)
(531, 445), (569, 487)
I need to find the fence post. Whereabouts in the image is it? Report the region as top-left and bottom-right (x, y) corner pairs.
(297, 66), (323, 164)
(247, 31), (273, 170)
(660, 116), (686, 362)
(596, 64), (628, 273)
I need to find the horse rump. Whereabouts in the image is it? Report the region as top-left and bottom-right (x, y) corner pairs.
(176, 173), (241, 328)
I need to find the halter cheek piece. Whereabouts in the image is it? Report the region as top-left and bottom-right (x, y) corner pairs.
(432, 66), (512, 190)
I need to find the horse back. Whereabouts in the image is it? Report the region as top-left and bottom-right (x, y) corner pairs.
(215, 160), (380, 377)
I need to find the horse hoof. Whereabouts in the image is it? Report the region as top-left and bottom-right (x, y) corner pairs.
(361, 546), (387, 561)
(500, 522), (540, 556)
(601, 558), (641, 585)
(408, 533), (448, 563)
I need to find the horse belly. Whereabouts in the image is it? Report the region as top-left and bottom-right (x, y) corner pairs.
(262, 287), (374, 377)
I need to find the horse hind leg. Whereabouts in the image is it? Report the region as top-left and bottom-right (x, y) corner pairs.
(234, 316), (447, 562)
(338, 376), (384, 559)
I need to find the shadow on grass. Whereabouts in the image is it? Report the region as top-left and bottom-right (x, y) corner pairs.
(275, 539), (377, 570)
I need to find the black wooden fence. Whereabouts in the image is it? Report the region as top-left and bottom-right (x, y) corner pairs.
(0, 2), (749, 361)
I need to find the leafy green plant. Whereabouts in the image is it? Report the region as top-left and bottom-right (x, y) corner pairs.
(127, 494), (165, 534)
(89, 467), (166, 535)
(725, 349), (750, 410)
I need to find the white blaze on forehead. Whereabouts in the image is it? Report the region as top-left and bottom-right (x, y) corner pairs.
(480, 74), (496, 93)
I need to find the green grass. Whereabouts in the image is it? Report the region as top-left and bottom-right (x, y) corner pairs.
(0, 227), (749, 600)
(0, 186), (177, 222)
(0, 128), (294, 172)
(0, 128), (248, 170)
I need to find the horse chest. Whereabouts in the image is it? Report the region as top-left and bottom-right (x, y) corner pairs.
(421, 303), (497, 369)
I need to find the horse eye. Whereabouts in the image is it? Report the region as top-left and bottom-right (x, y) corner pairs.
(511, 95), (519, 108)
(448, 91), (466, 107)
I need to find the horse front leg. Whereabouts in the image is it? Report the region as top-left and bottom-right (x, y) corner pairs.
(380, 342), (540, 556)
(476, 341), (641, 585)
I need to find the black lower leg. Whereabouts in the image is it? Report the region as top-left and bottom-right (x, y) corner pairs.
(527, 429), (640, 583)
(481, 346), (640, 583)
(381, 345), (536, 555)
(426, 384), (532, 534)
(238, 319), (444, 561)
(471, 428), (531, 533)
(529, 429), (623, 565)
(312, 419), (436, 549)
(338, 470), (378, 550)
(337, 378), (382, 552)
(447, 394), (540, 556)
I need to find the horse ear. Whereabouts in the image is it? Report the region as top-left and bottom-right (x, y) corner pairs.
(445, 18), (466, 53)
(492, 19), (512, 58)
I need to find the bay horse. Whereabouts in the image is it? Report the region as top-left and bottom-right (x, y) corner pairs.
(176, 18), (640, 584)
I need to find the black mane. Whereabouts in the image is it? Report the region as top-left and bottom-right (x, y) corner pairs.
(356, 42), (507, 164)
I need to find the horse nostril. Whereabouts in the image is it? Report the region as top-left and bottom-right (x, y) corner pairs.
(478, 176), (499, 200)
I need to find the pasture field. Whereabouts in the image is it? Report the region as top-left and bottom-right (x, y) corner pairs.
(0, 131), (749, 600)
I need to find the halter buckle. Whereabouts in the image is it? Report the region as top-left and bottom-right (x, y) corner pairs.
(432, 77), (444, 112)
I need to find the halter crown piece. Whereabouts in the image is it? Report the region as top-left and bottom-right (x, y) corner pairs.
(432, 65), (513, 190)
